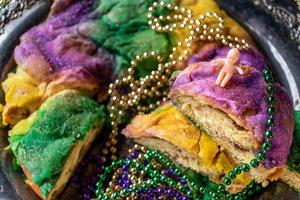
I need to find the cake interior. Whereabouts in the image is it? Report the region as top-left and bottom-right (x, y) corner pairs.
(172, 95), (259, 150)
(135, 137), (249, 193)
(123, 104), (284, 193)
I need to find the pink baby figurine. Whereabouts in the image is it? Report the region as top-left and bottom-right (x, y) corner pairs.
(213, 48), (244, 87)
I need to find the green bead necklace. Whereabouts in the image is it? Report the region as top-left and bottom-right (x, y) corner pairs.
(96, 145), (262, 200)
(96, 70), (276, 199)
(217, 68), (277, 194)
(96, 2), (278, 199)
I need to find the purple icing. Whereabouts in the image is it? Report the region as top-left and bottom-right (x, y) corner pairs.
(188, 46), (267, 71)
(172, 48), (294, 169)
(14, 0), (114, 96)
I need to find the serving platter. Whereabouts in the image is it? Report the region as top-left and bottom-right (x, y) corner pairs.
(0, 0), (299, 199)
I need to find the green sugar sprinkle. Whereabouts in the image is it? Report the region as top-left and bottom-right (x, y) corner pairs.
(9, 90), (106, 197)
(89, 0), (178, 75)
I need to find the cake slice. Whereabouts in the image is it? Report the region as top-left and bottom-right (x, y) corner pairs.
(123, 53), (294, 193)
(123, 103), (285, 193)
(169, 61), (294, 169)
(123, 104), (252, 192)
(8, 90), (106, 200)
(169, 59), (294, 190)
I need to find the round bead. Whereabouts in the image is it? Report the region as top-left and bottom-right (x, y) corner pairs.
(144, 153), (151, 160)
(102, 195), (109, 200)
(160, 175), (167, 182)
(241, 163), (250, 172)
(121, 189), (129, 196)
(267, 96), (276, 105)
(262, 69), (271, 76)
(262, 141), (271, 151)
(96, 189), (101, 196)
(242, 190), (248, 196)
(211, 192), (217, 198)
(169, 180), (176, 187)
(111, 161), (118, 168)
(146, 150), (153, 157)
(141, 182), (147, 188)
(135, 163), (143, 170)
(233, 166), (242, 175)
(190, 182), (197, 189)
(166, 161), (173, 168)
(187, 191), (193, 198)
(199, 186), (205, 193)
(104, 167), (112, 173)
(267, 107), (276, 115)
(217, 184), (225, 192)
(248, 181), (255, 189)
(174, 168), (181, 175)
(96, 181), (102, 188)
(264, 130), (273, 139)
(144, 166), (151, 173)
(250, 159), (259, 168)
(234, 195), (242, 200)
(228, 171), (236, 179)
(157, 154), (165, 162)
(112, 193), (119, 198)
(223, 177), (232, 185)
(182, 175), (189, 181)
(179, 184), (185, 191)
(267, 118), (275, 127)
(100, 174), (106, 181)
(264, 75), (273, 83)
(152, 177), (159, 184)
(226, 193), (233, 200)
(257, 151), (266, 161)
(267, 85), (276, 94)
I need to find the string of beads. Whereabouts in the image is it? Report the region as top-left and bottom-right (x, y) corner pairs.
(102, 1), (250, 166)
(96, 144), (262, 200)
(220, 68), (277, 192)
(98, 2), (279, 199)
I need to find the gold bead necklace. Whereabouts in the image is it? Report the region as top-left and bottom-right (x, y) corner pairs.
(101, 2), (250, 163)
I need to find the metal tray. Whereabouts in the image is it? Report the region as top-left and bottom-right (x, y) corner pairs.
(0, 0), (299, 199)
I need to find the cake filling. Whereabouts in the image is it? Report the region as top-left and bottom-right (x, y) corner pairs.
(124, 104), (251, 189)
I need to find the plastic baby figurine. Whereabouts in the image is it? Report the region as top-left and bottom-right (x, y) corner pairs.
(213, 48), (244, 87)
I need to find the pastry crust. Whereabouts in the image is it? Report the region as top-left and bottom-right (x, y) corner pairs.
(171, 95), (259, 150)
(280, 167), (300, 192)
(23, 128), (99, 200)
(9, 90), (106, 199)
(123, 104), (284, 193)
(169, 61), (294, 169)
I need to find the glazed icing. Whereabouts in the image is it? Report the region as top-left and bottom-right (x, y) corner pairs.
(171, 48), (294, 168)
(14, 0), (177, 80)
(9, 90), (106, 197)
(188, 45), (267, 71)
(3, 0), (178, 125)
(83, 0), (176, 75)
(3, 0), (295, 191)
(3, 0), (255, 126)
(14, 0), (114, 97)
